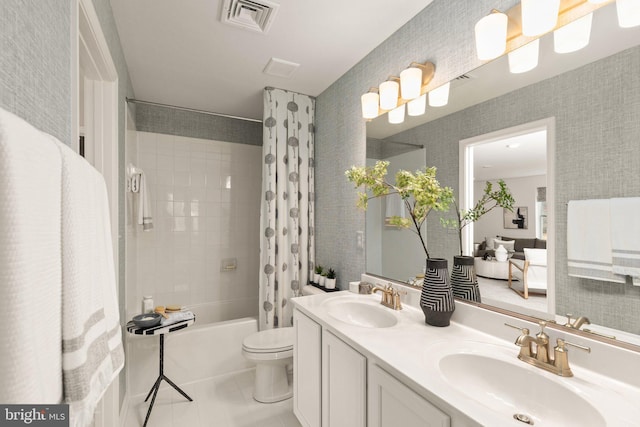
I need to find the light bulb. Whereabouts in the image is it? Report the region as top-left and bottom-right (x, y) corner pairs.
(379, 80), (399, 110)
(361, 92), (379, 119)
(388, 104), (405, 124)
(400, 67), (422, 100)
(428, 82), (450, 107)
(407, 94), (427, 116)
(554, 13), (592, 53)
(508, 39), (539, 74)
(617, 0), (640, 28)
(474, 12), (508, 60)
(521, 0), (561, 36)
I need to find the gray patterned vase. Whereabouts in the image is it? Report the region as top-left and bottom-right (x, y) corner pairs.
(450, 255), (481, 303)
(420, 258), (455, 327)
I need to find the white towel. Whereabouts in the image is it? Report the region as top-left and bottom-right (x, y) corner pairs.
(137, 171), (153, 231)
(161, 310), (195, 326)
(56, 140), (125, 426)
(0, 108), (63, 403)
(384, 193), (405, 226)
(610, 197), (640, 286)
(567, 199), (625, 283)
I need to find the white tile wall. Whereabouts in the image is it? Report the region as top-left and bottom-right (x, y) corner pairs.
(130, 132), (261, 320)
(125, 127), (139, 319)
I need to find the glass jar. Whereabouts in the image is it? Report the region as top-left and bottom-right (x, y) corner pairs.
(142, 296), (154, 314)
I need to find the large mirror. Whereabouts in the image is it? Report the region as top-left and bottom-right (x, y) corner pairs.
(366, 2), (640, 344)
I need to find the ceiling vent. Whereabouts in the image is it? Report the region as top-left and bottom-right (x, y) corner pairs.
(452, 73), (475, 88)
(263, 57), (300, 78)
(221, 0), (280, 34)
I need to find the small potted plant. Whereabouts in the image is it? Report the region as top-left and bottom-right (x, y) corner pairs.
(314, 265), (323, 285)
(325, 268), (337, 289)
(319, 270), (328, 287)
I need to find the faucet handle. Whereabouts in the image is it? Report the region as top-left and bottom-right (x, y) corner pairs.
(391, 289), (404, 310)
(505, 323), (530, 335)
(583, 328), (616, 340)
(557, 338), (591, 354)
(537, 321), (549, 339)
(565, 313), (574, 325)
(538, 320), (547, 331)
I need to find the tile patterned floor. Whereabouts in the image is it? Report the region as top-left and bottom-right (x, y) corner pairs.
(123, 369), (301, 427)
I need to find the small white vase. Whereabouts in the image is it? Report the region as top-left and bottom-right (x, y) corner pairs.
(325, 278), (336, 289)
(314, 273), (321, 284)
(320, 276), (326, 287)
(495, 244), (508, 262)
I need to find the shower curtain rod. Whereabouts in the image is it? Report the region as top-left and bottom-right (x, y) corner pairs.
(125, 98), (262, 123)
(384, 140), (425, 149)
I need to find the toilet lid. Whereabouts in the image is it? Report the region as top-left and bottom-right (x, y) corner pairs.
(243, 327), (294, 353)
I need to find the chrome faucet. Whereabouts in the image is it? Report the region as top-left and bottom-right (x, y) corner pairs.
(372, 284), (403, 310)
(506, 321), (591, 377)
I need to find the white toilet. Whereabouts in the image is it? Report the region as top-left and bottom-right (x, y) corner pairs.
(242, 287), (323, 403)
(242, 327), (294, 403)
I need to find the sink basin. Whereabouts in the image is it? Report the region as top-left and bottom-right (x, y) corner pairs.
(324, 300), (397, 328)
(436, 344), (605, 426)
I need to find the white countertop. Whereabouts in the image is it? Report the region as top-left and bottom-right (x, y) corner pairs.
(292, 291), (640, 426)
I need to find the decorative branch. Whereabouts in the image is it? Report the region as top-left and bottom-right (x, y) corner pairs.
(441, 180), (515, 256)
(346, 161), (453, 259)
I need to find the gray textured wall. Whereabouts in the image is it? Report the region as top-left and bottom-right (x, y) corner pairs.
(0, 0), (71, 143)
(315, 0), (519, 289)
(135, 103), (262, 146)
(385, 46), (640, 334)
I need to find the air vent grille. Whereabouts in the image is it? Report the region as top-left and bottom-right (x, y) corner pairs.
(221, 0), (280, 34)
(263, 57), (299, 78)
(452, 73), (474, 88)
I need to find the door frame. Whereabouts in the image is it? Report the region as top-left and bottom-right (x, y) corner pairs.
(459, 117), (555, 319)
(73, 0), (120, 425)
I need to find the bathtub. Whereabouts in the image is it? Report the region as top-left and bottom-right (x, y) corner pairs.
(126, 313), (258, 397)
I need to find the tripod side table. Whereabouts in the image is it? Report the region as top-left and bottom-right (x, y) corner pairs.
(126, 312), (196, 426)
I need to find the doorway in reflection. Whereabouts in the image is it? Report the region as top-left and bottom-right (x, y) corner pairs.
(460, 119), (554, 317)
(365, 139), (426, 282)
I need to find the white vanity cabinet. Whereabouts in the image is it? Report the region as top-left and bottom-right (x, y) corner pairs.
(294, 309), (322, 427)
(293, 306), (452, 427)
(368, 364), (450, 427)
(322, 329), (367, 427)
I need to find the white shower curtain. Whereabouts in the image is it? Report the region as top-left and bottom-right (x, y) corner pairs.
(260, 87), (315, 329)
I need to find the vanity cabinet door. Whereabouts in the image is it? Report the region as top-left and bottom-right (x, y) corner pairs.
(368, 364), (450, 427)
(294, 309), (322, 427)
(322, 330), (367, 427)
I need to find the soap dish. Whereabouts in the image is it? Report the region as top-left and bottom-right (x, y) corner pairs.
(132, 313), (162, 329)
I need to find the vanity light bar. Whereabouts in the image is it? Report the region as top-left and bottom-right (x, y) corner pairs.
(360, 61), (436, 120)
(474, 0), (633, 66)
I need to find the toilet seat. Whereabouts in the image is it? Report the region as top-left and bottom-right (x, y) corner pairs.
(242, 327), (294, 354)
